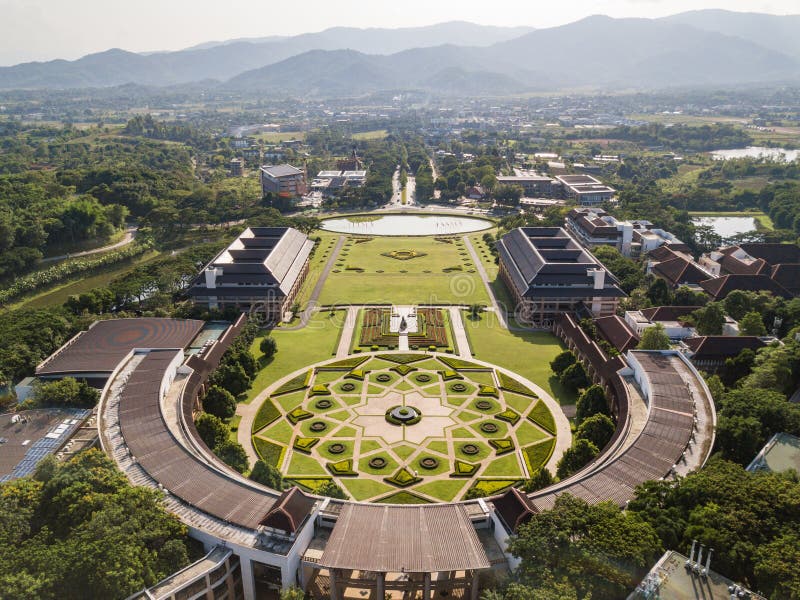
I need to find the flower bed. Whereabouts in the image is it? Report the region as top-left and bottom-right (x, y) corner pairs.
(480, 422), (499, 434)
(495, 409), (521, 425)
(314, 399), (333, 409)
(368, 457), (387, 469)
(451, 460), (479, 477)
(489, 438), (515, 455)
(328, 443), (346, 455)
(419, 457), (439, 470)
(309, 421), (327, 433)
(327, 459), (357, 476)
(293, 437), (319, 453)
(461, 443), (479, 456)
(287, 408), (313, 425)
(273, 371), (312, 396)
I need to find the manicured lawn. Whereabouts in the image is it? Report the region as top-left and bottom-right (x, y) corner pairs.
(469, 479), (519, 496)
(262, 420), (294, 445)
(359, 451), (400, 476)
(414, 479), (468, 502)
(286, 452), (328, 476)
(341, 478), (395, 501)
(275, 391), (306, 412)
(483, 453), (523, 477)
(243, 311), (344, 404)
(352, 129), (388, 140)
(374, 491), (432, 504)
(294, 232), (341, 309)
(227, 415), (242, 442)
(465, 312), (576, 405)
(515, 421), (549, 446)
(317, 236), (489, 305)
(394, 444), (416, 461)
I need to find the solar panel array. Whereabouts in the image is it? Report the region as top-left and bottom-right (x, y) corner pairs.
(0, 408), (89, 482)
(531, 352), (697, 510)
(117, 351), (276, 529)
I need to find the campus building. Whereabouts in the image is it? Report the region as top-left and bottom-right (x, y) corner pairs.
(188, 227), (313, 321)
(555, 174), (615, 206)
(496, 172), (555, 196)
(497, 226), (626, 326)
(700, 242), (800, 297)
(260, 164), (307, 198)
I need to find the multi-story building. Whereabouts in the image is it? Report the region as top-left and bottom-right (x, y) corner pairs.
(229, 158), (244, 177)
(188, 227), (313, 322)
(496, 172), (555, 196)
(497, 226), (626, 326)
(555, 174), (615, 206)
(260, 164), (307, 198)
(700, 242), (800, 296)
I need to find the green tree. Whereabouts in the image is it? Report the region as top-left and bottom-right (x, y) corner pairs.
(521, 468), (555, 493)
(32, 378), (99, 408)
(693, 302), (725, 335)
(559, 362), (589, 391)
(719, 348), (756, 388)
(468, 303), (484, 319)
(202, 385), (237, 419)
(647, 277), (672, 306)
(556, 439), (599, 479)
(212, 362), (251, 396)
(280, 586), (306, 600)
(739, 311), (767, 336)
(215, 440), (249, 473)
(195, 413), (229, 450)
(549, 350), (576, 377)
(576, 413), (615, 450)
(315, 480), (347, 499)
(250, 460), (283, 490)
(637, 323), (671, 350)
(260, 336), (278, 359)
(575, 384), (609, 423)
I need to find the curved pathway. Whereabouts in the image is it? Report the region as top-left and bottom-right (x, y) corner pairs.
(40, 225), (138, 263)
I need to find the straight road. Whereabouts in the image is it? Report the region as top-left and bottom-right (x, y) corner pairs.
(283, 235), (345, 330)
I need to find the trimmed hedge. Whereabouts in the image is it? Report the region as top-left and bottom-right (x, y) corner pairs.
(467, 479), (520, 497)
(273, 371), (312, 395)
(309, 384), (330, 396)
(293, 437), (320, 453)
(315, 356), (369, 371)
(528, 400), (557, 435)
(489, 438), (516, 455)
(287, 408), (313, 425)
(253, 437), (285, 468)
(252, 398), (280, 433)
(327, 459), (358, 476)
(384, 467), (422, 488)
(497, 372), (538, 397)
(392, 364), (417, 376)
(438, 356), (486, 370)
(377, 353), (428, 364)
(478, 385), (499, 398)
(522, 438), (556, 474)
(345, 369), (366, 380)
(440, 370), (463, 381)
(495, 408), (521, 425)
(451, 460), (479, 477)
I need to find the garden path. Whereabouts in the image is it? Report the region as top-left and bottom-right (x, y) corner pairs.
(462, 235), (508, 329)
(335, 306), (359, 358)
(448, 306), (471, 359)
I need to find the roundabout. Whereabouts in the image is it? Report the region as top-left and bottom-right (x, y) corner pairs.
(246, 351), (568, 503)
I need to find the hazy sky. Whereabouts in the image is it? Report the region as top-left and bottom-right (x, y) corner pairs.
(0, 0), (797, 66)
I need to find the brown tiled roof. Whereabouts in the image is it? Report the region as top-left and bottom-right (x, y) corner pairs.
(700, 274), (793, 300)
(492, 487), (537, 532)
(594, 315), (640, 353)
(651, 257), (710, 287)
(683, 336), (766, 361)
(739, 243), (800, 265)
(318, 503), (490, 573)
(259, 487), (315, 533)
(770, 263), (800, 296)
(647, 246), (679, 261)
(640, 306), (702, 323)
(717, 253), (768, 275)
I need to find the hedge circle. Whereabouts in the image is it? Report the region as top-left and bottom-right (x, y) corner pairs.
(310, 421), (327, 433)
(419, 457), (439, 470)
(480, 422), (499, 434)
(376, 373), (392, 383)
(415, 373), (432, 383)
(340, 382), (356, 392)
(328, 443), (345, 455)
(315, 399), (333, 409)
(450, 383), (467, 393)
(462, 443), (479, 456)
(475, 400), (492, 411)
(368, 457), (387, 469)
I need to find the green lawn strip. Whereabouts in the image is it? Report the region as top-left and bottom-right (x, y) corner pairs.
(394, 380), (414, 392)
(377, 353), (429, 364)
(358, 451), (399, 475)
(504, 392), (537, 414)
(516, 421), (549, 446)
(313, 371), (343, 385)
(438, 356), (486, 370)
(262, 420), (294, 445)
(454, 410), (481, 423)
(327, 409), (350, 421)
(341, 478), (395, 501)
(393, 444), (417, 461)
(464, 371), (497, 387)
(332, 426), (357, 438)
(362, 358), (395, 371)
(455, 441), (492, 462)
(275, 391), (306, 412)
(528, 400), (557, 435)
(523, 438), (557, 474)
(466, 314), (576, 405)
(470, 420), (509, 439)
(359, 440), (382, 454)
(342, 395), (363, 406)
(374, 491), (432, 504)
(467, 479), (521, 497)
(413, 480), (468, 502)
(413, 359), (447, 371)
(447, 396), (469, 407)
(227, 415), (241, 442)
(482, 453), (523, 477)
(287, 452), (328, 476)
(318, 441), (354, 461)
(451, 426), (477, 438)
(299, 417), (336, 437)
(426, 440), (449, 454)
(497, 371), (538, 397)
(252, 398), (281, 433)
(243, 312), (343, 404)
(253, 437), (286, 469)
(272, 371), (312, 396)
(419, 383), (443, 396)
(413, 454), (450, 476)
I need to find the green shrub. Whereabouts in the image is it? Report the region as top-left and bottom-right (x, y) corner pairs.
(392, 364), (417, 376)
(293, 437), (320, 453)
(439, 370), (463, 381)
(309, 383), (329, 396)
(490, 438), (516, 455)
(466, 479), (519, 497)
(287, 408), (313, 424)
(522, 438), (556, 474)
(451, 460), (479, 477)
(377, 353), (427, 364)
(495, 409), (521, 425)
(252, 398), (281, 433)
(315, 356), (369, 371)
(478, 385), (499, 398)
(384, 467), (422, 487)
(327, 459), (357, 476)
(497, 372), (538, 397)
(345, 369), (366, 380)
(253, 437), (285, 468)
(273, 371), (312, 395)
(528, 400), (557, 435)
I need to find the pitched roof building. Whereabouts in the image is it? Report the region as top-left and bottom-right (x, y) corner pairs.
(699, 273), (793, 300)
(700, 242), (800, 297)
(497, 226), (625, 326)
(680, 335), (767, 371)
(594, 314), (640, 353)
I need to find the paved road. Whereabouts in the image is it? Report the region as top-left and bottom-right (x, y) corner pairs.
(405, 175), (416, 206)
(448, 306), (472, 358)
(462, 235), (509, 329)
(283, 235), (345, 331)
(40, 225), (138, 263)
(335, 306), (359, 357)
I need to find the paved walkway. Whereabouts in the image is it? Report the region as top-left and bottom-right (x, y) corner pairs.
(335, 306), (359, 358)
(462, 235), (508, 329)
(40, 225), (138, 263)
(448, 306), (471, 359)
(284, 235), (344, 331)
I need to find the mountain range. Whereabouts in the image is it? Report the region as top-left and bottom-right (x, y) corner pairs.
(1, 11), (799, 95)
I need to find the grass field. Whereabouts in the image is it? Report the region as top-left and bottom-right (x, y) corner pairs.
(244, 311), (344, 404)
(317, 236), (489, 305)
(253, 131), (305, 143)
(465, 311), (576, 406)
(352, 130), (388, 141)
(293, 232), (342, 309)
(689, 210), (774, 230)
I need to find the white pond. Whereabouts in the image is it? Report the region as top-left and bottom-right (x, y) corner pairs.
(321, 214), (492, 236)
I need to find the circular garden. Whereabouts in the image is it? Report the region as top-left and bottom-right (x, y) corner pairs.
(249, 353), (562, 504)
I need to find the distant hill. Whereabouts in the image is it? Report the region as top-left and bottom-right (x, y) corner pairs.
(1, 13), (799, 93)
(663, 10), (800, 60)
